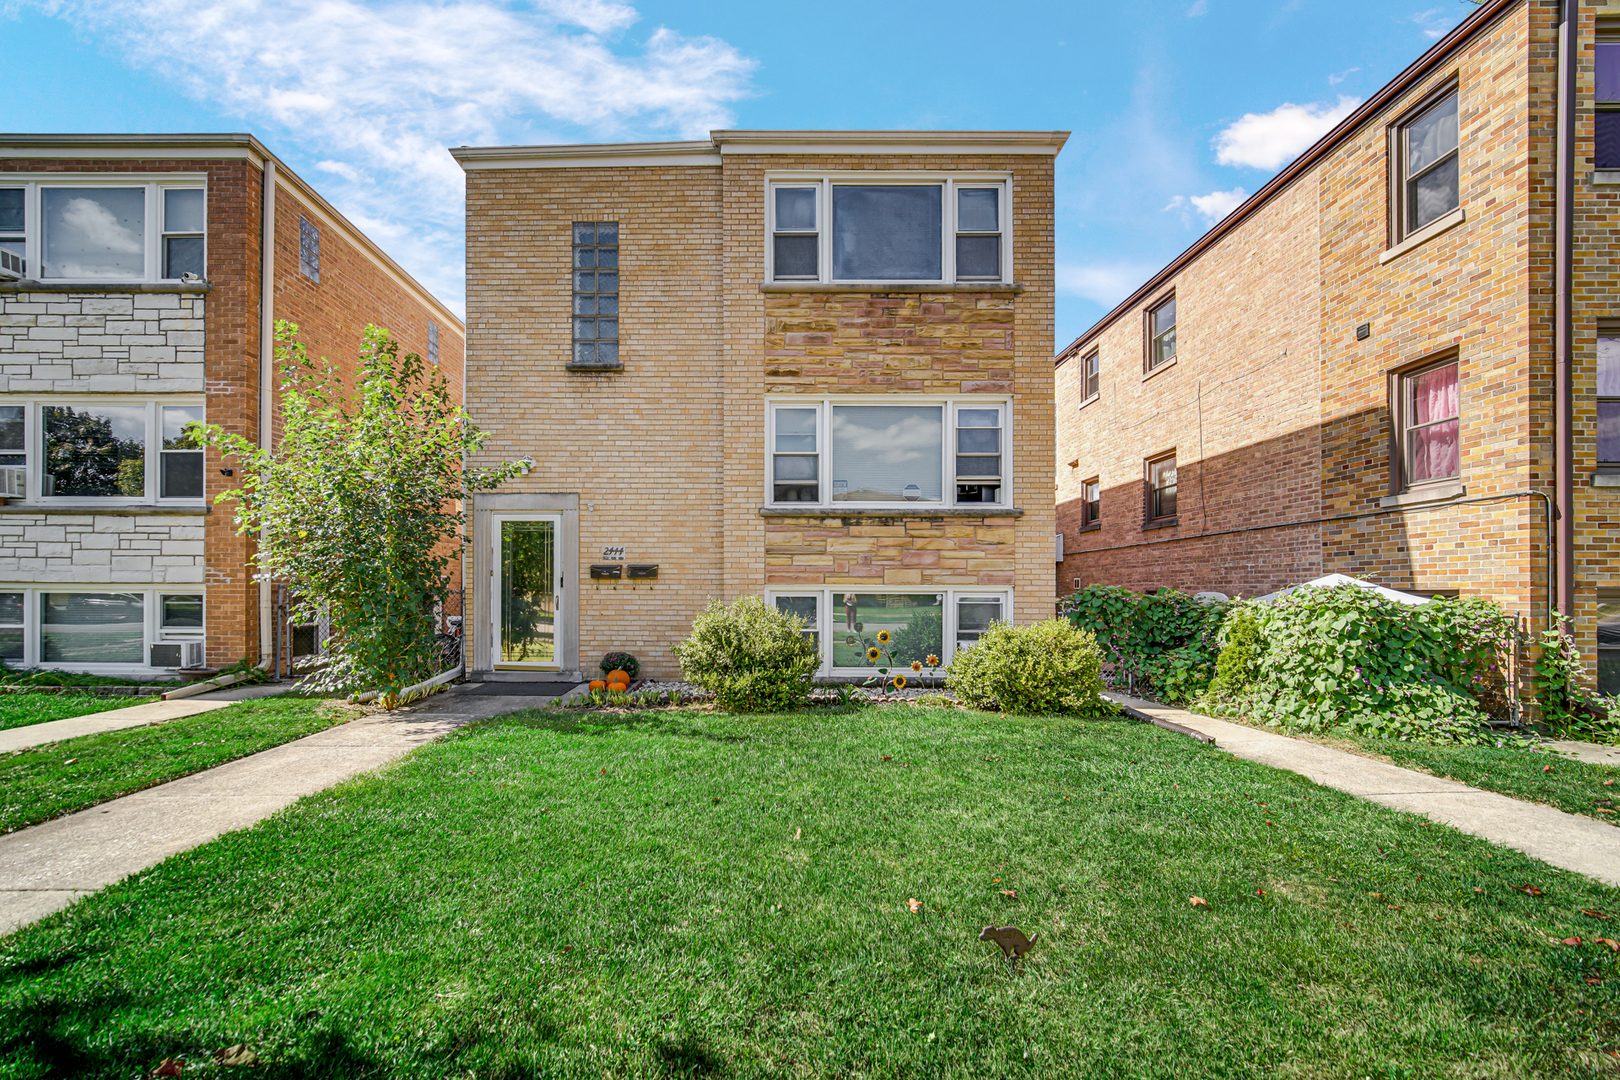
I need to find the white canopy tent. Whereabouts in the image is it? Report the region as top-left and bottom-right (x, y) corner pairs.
(1250, 573), (1432, 607)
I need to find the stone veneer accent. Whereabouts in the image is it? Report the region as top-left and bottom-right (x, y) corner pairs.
(765, 516), (1017, 588)
(0, 514), (205, 583)
(0, 292), (206, 393)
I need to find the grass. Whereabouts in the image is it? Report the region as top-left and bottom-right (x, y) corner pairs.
(0, 693), (148, 733)
(0, 697), (349, 833)
(2, 704), (1619, 1079)
(1343, 736), (1620, 824)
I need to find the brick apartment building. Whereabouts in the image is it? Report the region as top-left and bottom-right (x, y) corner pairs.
(1054, 0), (1620, 691)
(0, 134), (462, 675)
(452, 130), (1065, 680)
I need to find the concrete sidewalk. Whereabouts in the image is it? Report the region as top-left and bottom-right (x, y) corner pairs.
(0, 683), (572, 936)
(0, 697), (236, 754)
(1109, 693), (1620, 888)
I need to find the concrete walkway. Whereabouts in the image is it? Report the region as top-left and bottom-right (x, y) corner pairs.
(1547, 738), (1620, 767)
(0, 697), (236, 754)
(1108, 693), (1620, 888)
(0, 683), (572, 936)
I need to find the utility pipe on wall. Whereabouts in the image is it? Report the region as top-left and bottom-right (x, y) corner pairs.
(259, 159), (277, 665)
(1554, 0), (1576, 622)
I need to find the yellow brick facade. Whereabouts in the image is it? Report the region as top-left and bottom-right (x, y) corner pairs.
(459, 135), (1062, 679)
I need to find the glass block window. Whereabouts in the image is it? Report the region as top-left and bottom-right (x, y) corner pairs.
(299, 216), (320, 282)
(428, 321), (439, 366)
(572, 222), (619, 368)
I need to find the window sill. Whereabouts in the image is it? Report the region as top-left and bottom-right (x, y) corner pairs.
(0, 503), (211, 515)
(1142, 516), (1178, 531)
(1592, 470), (1620, 488)
(565, 361), (624, 373)
(1594, 171), (1620, 186)
(0, 280), (211, 294)
(1378, 206), (1465, 265)
(1077, 393), (1100, 412)
(1077, 521), (1101, 533)
(1378, 483), (1464, 509)
(1141, 358), (1177, 383)
(760, 282), (1023, 295)
(759, 506), (1024, 519)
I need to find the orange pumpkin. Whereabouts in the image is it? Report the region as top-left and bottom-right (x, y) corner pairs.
(607, 670), (630, 684)
(608, 683), (627, 694)
(588, 680), (607, 692)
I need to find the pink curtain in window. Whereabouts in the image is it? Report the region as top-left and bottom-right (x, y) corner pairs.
(1410, 364), (1459, 482)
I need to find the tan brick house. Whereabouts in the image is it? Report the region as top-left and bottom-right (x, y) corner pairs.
(0, 134), (462, 675)
(453, 130), (1065, 680)
(1054, 0), (1620, 691)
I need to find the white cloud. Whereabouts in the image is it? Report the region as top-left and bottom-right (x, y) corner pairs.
(1186, 0), (1207, 15)
(1057, 263), (1155, 308)
(1213, 95), (1360, 171)
(1190, 187), (1247, 221)
(1328, 66), (1359, 87)
(1410, 7), (1457, 40)
(28, 0), (756, 316)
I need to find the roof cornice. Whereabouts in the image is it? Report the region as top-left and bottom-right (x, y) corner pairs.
(1055, 0), (1524, 364)
(0, 132), (272, 165)
(451, 129), (1071, 170)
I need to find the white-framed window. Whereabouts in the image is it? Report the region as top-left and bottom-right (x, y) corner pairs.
(767, 397), (1010, 509)
(0, 399), (205, 504)
(766, 175), (1011, 284)
(768, 589), (1010, 676)
(0, 178), (207, 283)
(0, 587), (204, 671)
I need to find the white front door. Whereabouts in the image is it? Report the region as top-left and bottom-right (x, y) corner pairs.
(490, 513), (564, 669)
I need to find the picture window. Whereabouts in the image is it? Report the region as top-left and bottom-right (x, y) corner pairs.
(571, 222), (620, 368)
(768, 589), (1008, 676)
(0, 400), (205, 503)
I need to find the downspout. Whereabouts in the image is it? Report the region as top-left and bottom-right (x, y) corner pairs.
(259, 159), (277, 667)
(1555, 0), (1577, 623)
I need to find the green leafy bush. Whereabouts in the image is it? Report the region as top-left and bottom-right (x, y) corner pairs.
(672, 596), (820, 712)
(600, 652), (640, 679)
(1205, 603), (1263, 701)
(945, 618), (1112, 715)
(1239, 585), (1519, 742)
(1530, 624), (1620, 744)
(1061, 585), (1228, 704)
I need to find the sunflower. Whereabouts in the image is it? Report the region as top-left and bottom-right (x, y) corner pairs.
(877, 630), (891, 644)
(866, 646), (881, 662)
(893, 674), (907, 690)
(925, 654), (941, 667)
(910, 661), (923, 673)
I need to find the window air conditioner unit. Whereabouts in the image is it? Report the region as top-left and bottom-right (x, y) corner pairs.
(0, 465), (23, 498)
(0, 250), (22, 280)
(150, 641), (206, 669)
(184, 640), (205, 669)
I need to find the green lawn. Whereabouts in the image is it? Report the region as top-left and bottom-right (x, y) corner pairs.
(2, 704), (1618, 1079)
(0, 693), (149, 733)
(0, 697), (348, 833)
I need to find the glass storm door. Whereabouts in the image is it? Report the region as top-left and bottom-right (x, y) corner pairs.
(493, 515), (562, 668)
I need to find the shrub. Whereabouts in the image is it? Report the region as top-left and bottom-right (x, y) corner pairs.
(1242, 585), (1519, 743)
(599, 651), (640, 680)
(671, 596), (819, 713)
(1205, 603), (1263, 702)
(1531, 624), (1620, 744)
(1061, 585), (1228, 704)
(945, 618), (1112, 715)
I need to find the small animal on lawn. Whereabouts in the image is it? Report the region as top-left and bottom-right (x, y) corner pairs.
(979, 925), (1039, 965)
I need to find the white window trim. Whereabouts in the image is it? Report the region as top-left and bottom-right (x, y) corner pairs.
(1, 397), (207, 508)
(0, 175), (208, 284)
(765, 172), (1013, 285)
(766, 395), (1012, 510)
(766, 587), (1012, 677)
(0, 586), (205, 673)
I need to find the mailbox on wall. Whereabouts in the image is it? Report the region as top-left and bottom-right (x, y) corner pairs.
(589, 564), (622, 580)
(627, 564), (659, 579)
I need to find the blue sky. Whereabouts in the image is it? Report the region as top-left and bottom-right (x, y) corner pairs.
(8, 0), (1473, 344)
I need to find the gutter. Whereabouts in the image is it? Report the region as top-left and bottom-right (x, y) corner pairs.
(1555, 0), (1578, 621)
(1056, 0), (1526, 364)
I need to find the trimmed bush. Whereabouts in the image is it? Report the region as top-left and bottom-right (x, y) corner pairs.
(672, 596), (819, 712)
(945, 618), (1112, 715)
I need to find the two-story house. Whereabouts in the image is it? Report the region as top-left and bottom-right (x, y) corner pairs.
(1054, 0), (1620, 691)
(0, 134), (462, 676)
(453, 130), (1066, 680)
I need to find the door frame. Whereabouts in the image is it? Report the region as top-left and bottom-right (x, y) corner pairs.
(490, 512), (564, 670)
(470, 493), (580, 677)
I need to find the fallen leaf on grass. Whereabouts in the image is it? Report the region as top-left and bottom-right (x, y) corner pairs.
(1582, 909), (1611, 920)
(1604, 779), (1615, 786)
(1586, 977), (1604, 985)
(793, 828), (801, 841)
(1543, 765), (1555, 773)
(1513, 884), (1544, 896)
(600, 768), (606, 775)
(214, 1044), (260, 1067)
(1563, 937), (1583, 946)
(1474, 887), (1484, 893)
(1255, 888), (1268, 897)
(63, 758), (77, 765)
(881, 756), (892, 761)
(1388, 905), (1404, 911)
(152, 1061), (184, 1078)
(1189, 896), (1208, 907)
(1000, 889), (1017, 899)
(1369, 892), (1386, 899)
(1596, 938), (1620, 952)
(906, 898), (923, 914)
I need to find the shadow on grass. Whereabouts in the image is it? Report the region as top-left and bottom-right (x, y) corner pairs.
(654, 1034), (728, 1077)
(460, 709), (753, 746)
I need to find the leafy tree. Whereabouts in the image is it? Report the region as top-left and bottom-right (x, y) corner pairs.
(42, 407), (144, 497)
(205, 321), (520, 699)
